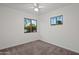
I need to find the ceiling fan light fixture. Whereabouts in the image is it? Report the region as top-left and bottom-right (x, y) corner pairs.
(34, 8), (39, 12)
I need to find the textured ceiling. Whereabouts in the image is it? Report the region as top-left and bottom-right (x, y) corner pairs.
(0, 3), (73, 15)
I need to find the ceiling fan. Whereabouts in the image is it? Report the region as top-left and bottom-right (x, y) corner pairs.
(33, 3), (39, 12)
(28, 3), (45, 12)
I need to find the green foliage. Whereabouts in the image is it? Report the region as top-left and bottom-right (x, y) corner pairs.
(24, 24), (37, 32)
(32, 24), (37, 30)
(24, 25), (31, 32)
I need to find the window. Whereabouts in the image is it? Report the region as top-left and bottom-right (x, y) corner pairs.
(50, 15), (63, 25)
(24, 18), (37, 33)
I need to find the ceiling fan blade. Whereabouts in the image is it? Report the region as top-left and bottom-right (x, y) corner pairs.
(39, 6), (45, 8)
(27, 3), (46, 9)
(27, 6), (45, 9)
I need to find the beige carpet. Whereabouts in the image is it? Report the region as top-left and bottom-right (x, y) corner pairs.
(0, 40), (79, 55)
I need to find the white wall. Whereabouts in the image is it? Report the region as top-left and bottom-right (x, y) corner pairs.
(39, 4), (79, 53)
(0, 6), (40, 49)
(0, 4), (79, 53)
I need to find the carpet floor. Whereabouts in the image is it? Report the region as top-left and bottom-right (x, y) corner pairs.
(0, 40), (79, 55)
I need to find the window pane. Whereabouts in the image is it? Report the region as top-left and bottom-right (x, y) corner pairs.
(24, 18), (31, 33)
(57, 15), (63, 24)
(50, 15), (63, 25)
(50, 17), (57, 25)
(31, 20), (37, 32)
